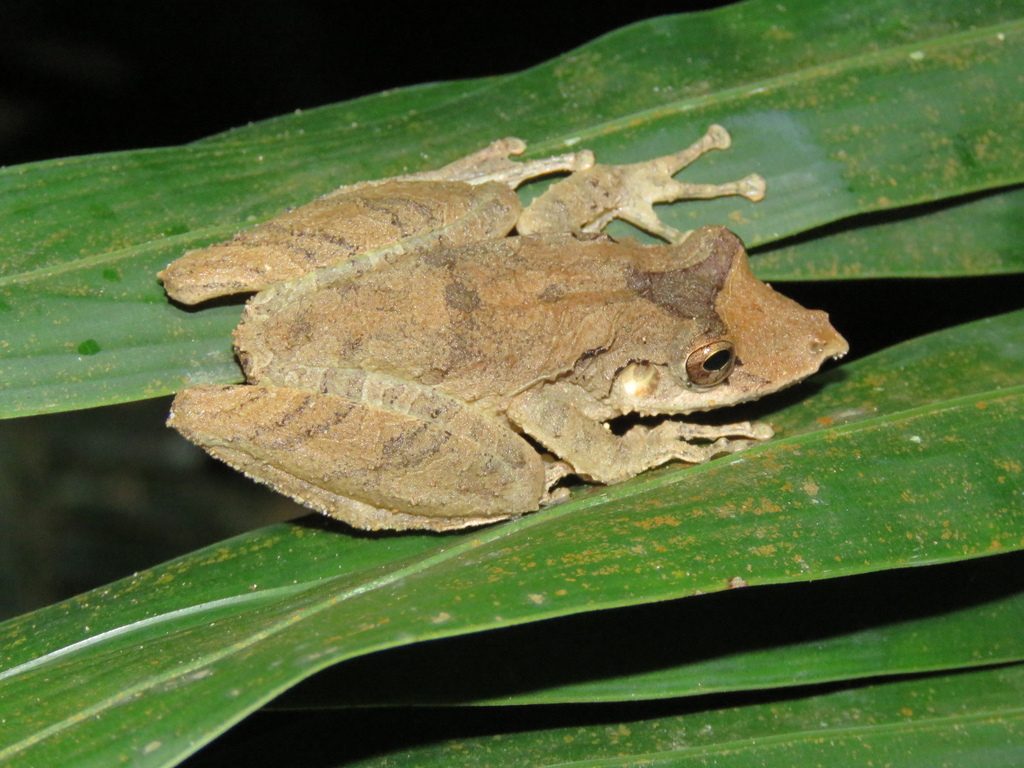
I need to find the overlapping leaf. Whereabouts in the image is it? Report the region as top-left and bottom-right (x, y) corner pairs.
(329, 664), (1024, 768)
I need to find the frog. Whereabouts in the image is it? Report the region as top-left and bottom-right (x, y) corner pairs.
(159, 126), (847, 531)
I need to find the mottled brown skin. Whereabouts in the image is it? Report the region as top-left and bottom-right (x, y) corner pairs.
(158, 182), (523, 305)
(162, 129), (847, 531)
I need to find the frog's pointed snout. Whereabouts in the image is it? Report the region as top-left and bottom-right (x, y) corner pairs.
(814, 323), (850, 362)
(714, 234), (849, 398)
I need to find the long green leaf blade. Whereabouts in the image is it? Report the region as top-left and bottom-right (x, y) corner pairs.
(328, 664), (1024, 768)
(753, 186), (1024, 280)
(279, 551), (1024, 707)
(1, 2), (1023, 416)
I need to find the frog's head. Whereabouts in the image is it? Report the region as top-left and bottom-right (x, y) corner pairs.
(606, 226), (848, 416)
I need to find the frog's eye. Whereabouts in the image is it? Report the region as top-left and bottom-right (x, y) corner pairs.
(685, 340), (736, 388)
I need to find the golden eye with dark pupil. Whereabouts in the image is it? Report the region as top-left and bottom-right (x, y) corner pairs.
(685, 340), (736, 388)
(702, 348), (733, 372)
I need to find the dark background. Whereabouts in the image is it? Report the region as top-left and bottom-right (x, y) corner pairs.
(0, 2), (727, 165)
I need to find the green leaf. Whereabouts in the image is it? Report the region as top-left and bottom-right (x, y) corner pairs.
(2, 309), (1022, 766)
(323, 664), (1024, 768)
(753, 185), (1024, 280)
(279, 551), (1024, 707)
(2, 0), (1023, 416)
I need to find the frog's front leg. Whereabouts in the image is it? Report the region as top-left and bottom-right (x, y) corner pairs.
(507, 381), (773, 487)
(516, 124), (766, 243)
(168, 372), (546, 531)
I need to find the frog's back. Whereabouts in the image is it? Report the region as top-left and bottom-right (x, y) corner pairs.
(236, 234), (684, 404)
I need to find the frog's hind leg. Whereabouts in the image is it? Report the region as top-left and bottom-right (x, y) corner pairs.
(168, 373), (546, 531)
(517, 124), (766, 243)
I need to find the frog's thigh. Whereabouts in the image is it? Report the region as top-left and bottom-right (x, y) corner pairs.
(169, 382), (546, 531)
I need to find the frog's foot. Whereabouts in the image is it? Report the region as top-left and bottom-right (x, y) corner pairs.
(635, 124), (766, 202)
(412, 137), (595, 189)
(508, 383), (774, 487)
(582, 125), (766, 243)
(668, 420), (775, 443)
(517, 124), (766, 243)
(613, 418), (774, 476)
